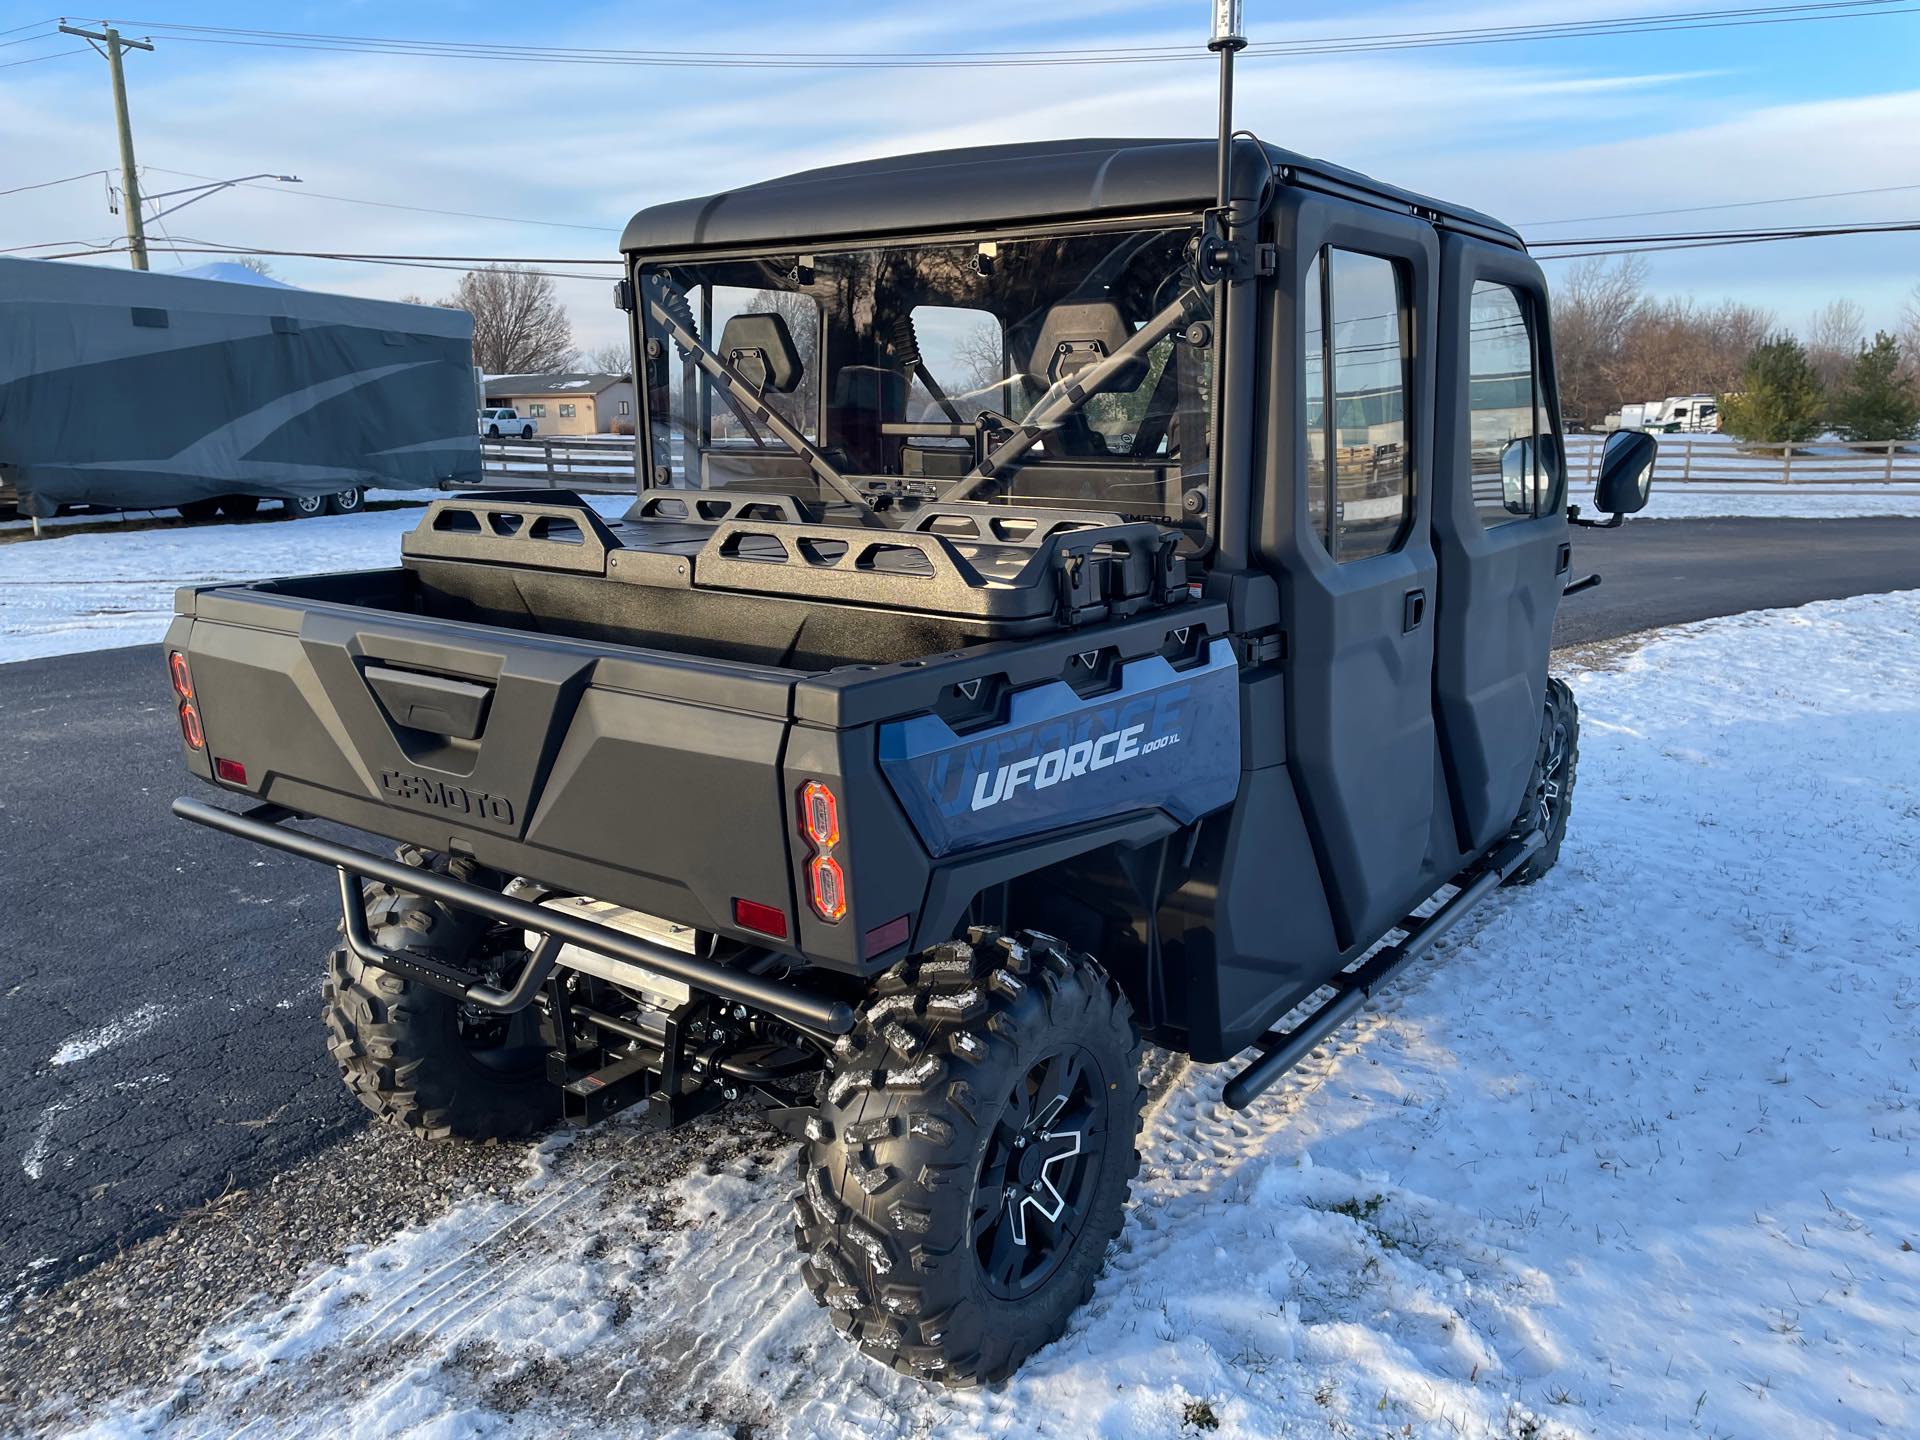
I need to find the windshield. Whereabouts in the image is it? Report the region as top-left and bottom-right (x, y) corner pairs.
(636, 224), (1213, 536)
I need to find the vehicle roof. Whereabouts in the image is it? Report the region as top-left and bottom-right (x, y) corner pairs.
(619, 137), (1523, 254)
(484, 371), (628, 396)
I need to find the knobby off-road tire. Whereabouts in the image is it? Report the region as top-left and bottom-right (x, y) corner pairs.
(1505, 676), (1580, 886)
(323, 846), (553, 1141)
(796, 928), (1143, 1386)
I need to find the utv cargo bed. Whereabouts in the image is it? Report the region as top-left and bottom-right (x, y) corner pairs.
(167, 492), (1229, 969)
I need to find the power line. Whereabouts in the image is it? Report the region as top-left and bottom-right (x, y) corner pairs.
(141, 165), (620, 234)
(1532, 218), (1920, 246)
(1521, 182), (1920, 226)
(36, 237), (619, 281)
(0, 45), (89, 68)
(28, 216), (1917, 280)
(76, 2), (1918, 69)
(0, 169), (111, 199)
(1531, 220), (1920, 258)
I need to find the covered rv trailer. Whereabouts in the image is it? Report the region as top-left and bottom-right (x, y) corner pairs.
(0, 257), (483, 517)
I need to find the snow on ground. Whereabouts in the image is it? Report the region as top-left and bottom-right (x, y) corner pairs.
(0, 496), (632, 664)
(1566, 481), (1920, 520)
(6, 482), (1920, 666)
(56, 591), (1920, 1439)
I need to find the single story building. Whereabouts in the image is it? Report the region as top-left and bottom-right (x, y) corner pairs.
(482, 371), (635, 436)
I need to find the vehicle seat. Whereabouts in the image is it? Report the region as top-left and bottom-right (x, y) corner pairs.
(830, 364), (908, 472)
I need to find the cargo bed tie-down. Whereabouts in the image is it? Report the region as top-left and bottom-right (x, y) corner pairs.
(171, 796), (856, 1036)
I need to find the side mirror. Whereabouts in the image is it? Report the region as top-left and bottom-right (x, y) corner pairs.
(1595, 429), (1656, 515)
(1500, 438), (1533, 515)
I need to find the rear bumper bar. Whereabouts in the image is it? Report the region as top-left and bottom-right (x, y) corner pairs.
(172, 796), (855, 1035)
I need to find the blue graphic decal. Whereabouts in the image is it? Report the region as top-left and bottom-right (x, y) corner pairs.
(879, 640), (1241, 857)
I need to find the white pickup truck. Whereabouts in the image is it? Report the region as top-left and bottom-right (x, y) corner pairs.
(478, 407), (536, 439)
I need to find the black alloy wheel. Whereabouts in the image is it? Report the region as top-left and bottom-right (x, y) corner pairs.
(971, 1044), (1109, 1299)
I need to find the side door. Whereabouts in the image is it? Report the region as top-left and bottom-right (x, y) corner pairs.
(1263, 193), (1443, 952)
(1430, 234), (1569, 853)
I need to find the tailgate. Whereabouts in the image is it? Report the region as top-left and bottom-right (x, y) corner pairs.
(168, 579), (802, 943)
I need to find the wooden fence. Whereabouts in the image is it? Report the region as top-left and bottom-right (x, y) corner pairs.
(470, 434), (1920, 496)
(476, 436), (635, 492)
(1565, 436), (1920, 486)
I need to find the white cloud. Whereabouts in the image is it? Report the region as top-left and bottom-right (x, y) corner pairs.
(1, 3), (1911, 350)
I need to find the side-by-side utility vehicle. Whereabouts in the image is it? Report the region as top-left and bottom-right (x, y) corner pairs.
(166, 126), (1656, 1382)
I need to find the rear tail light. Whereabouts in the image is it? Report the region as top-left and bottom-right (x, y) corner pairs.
(808, 855), (846, 923)
(798, 779), (846, 923)
(170, 650), (206, 750)
(800, 781), (840, 848)
(214, 756), (247, 785)
(732, 896), (789, 941)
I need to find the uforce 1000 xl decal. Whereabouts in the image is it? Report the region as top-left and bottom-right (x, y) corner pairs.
(878, 641), (1241, 857)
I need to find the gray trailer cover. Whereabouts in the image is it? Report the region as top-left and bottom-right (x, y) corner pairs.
(0, 257), (481, 514)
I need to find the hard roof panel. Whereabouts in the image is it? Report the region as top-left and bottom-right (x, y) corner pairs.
(620, 138), (1521, 254)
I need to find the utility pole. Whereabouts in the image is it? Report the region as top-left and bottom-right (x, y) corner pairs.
(59, 23), (156, 271)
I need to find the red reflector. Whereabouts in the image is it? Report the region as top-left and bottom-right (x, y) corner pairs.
(800, 780), (840, 849)
(732, 897), (789, 940)
(214, 757), (247, 785)
(862, 914), (910, 958)
(808, 854), (847, 923)
(168, 650), (193, 699)
(178, 701), (205, 750)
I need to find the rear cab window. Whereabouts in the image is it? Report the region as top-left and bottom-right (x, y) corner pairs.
(1302, 248), (1412, 561)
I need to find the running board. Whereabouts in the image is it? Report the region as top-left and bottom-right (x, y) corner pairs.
(1220, 831), (1544, 1110)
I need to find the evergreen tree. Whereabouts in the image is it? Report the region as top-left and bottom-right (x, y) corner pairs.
(1717, 335), (1826, 444)
(1829, 332), (1920, 442)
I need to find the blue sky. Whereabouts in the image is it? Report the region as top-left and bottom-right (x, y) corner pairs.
(3, 0), (1916, 355)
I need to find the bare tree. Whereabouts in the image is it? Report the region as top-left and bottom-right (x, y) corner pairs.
(1901, 284), (1920, 403)
(232, 255), (276, 278)
(951, 318), (1012, 413)
(1614, 296), (1773, 407)
(446, 265), (575, 374)
(1805, 298), (1865, 390)
(579, 340), (633, 375)
(1549, 255), (1648, 425)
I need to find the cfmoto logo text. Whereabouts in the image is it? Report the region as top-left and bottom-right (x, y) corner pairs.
(378, 770), (515, 826)
(970, 722), (1182, 811)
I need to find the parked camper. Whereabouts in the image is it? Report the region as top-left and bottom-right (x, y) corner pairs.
(1645, 394), (1717, 433)
(0, 257), (483, 520)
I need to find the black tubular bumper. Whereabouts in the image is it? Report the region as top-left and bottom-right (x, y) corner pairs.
(172, 796), (856, 1035)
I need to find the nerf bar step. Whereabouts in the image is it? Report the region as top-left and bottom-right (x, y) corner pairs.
(171, 796), (855, 1036)
(1221, 830), (1544, 1110)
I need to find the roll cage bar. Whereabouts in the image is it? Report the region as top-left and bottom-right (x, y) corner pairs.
(640, 249), (1217, 522)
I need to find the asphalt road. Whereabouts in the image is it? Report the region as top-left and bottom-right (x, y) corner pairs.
(1551, 514), (1920, 645)
(2, 515), (1916, 1295)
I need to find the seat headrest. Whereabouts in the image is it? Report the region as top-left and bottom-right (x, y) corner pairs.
(718, 312), (803, 394)
(1021, 299), (1148, 391)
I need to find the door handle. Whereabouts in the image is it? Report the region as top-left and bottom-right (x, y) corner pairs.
(1402, 588), (1427, 633)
